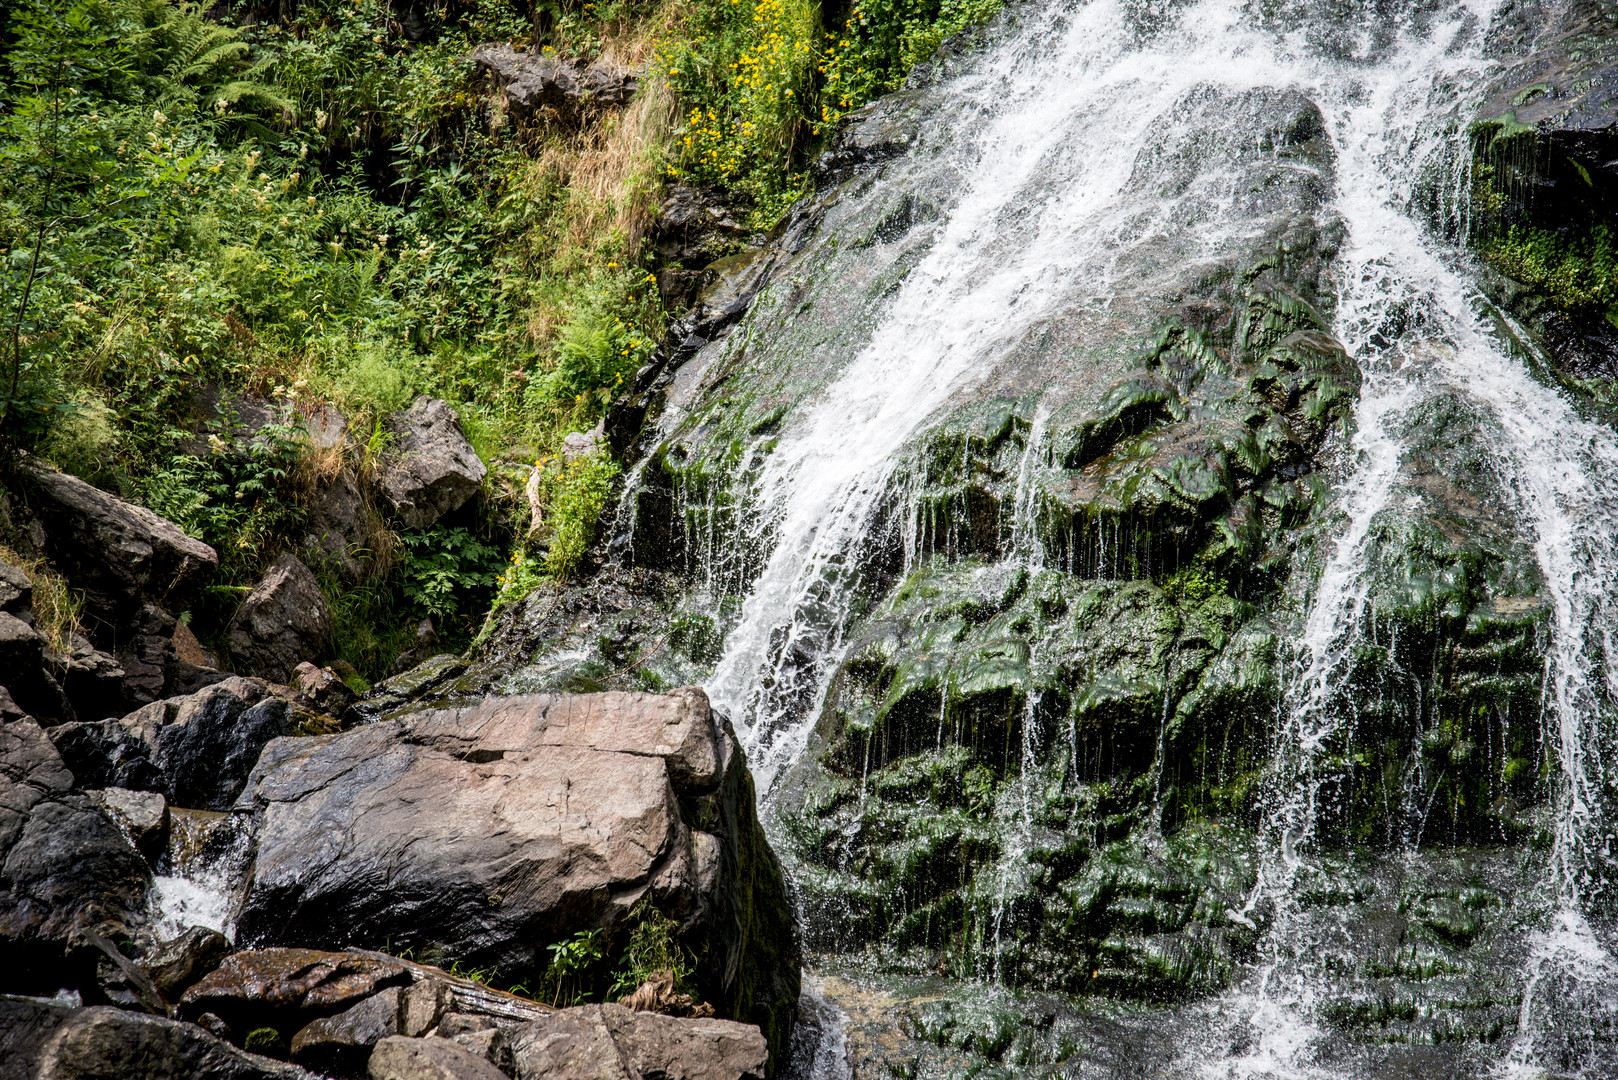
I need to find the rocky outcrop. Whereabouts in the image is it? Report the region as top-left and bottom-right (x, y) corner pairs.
(16, 455), (218, 622)
(7, 458), (219, 712)
(0, 998), (315, 1080)
(0, 711), (150, 994)
(302, 469), (378, 584)
(379, 398), (487, 530)
(50, 676), (297, 811)
(506, 1003), (769, 1080)
(368, 1035), (509, 1080)
(469, 44), (639, 125)
(226, 554), (332, 683)
(233, 688), (799, 1064)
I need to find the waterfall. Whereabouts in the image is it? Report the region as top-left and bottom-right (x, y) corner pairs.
(642, 0), (1618, 1072)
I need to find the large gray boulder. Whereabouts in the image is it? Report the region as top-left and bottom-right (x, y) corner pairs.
(0, 710), (150, 994)
(379, 398), (487, 530)
(506, 1003), (768, 1080)
(302, 469), (382, 584)
(226, 554), (331, 683)
(368, 1035), (508, 1080)
(17, 455), (217, 623)
(0, 998), (315, 1080)
(49, 676), (294, 811)
(233, 688), (800, 1064)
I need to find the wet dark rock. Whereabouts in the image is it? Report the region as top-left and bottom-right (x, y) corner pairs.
(14, 454), (217, 631)
(88, 786), (168, 857)
(0, 998), (316, 1080)
(234, 689), (799, 1063)
(345, 653), (466, 727)
(51, 676), (293, 811)
(179, 948), (413, 1035)
(0, 713), (151, 995)
(226, 553), (332, 684)
(379, 397), (487, 530)
(0, 558), (32, 615)
(142, 924), (232, 999)
(506, 1003), (769, 1080)
(368, 1034), (509, 1080)
(293, 662), (359, 714)
(290, 986), (404, 1076)
(47, 632), (128, 723)
(469, 43), (639, 124)
(303, 469), (378, 584)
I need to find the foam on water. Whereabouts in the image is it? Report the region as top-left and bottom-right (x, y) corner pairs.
(673, 0), (1618, 1072)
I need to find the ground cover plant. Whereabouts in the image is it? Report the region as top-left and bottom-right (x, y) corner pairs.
(0, 0), (999, 676)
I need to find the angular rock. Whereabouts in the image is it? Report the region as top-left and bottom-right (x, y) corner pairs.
(294, 662), (358, 714)
(379, 398), (487, 530)
(0, 998), (315, 1080)
(0, 558), (32, 616)
(0, 609), (74, 724)
(142, 924), (232, 999)
(368, 1035), (509, 1080)
(89, 786), (168, 857)
(0, 713), (151, 994)
(226, 554), (331, 683)
(291, 986), (403, 1076)
(304, 404), (349, 450)
(180, 948), (413, 1035)
(470, 43), (639, 122)
(507, 1003), (768, 1080)
(48, 632), (127, 722)
(303, 469), (377, 584)
(234, 689), (799, 1062)
(17, 454), (217, 622)
(51, 676), (292, 811)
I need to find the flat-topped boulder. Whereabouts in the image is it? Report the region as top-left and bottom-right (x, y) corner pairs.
(233, 688), (799, 1066)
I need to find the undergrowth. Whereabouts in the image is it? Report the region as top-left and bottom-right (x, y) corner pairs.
(1, 0), (995, 674)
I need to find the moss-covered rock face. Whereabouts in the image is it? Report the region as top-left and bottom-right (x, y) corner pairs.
(445, 4), (1566, 1037)
(1467, 2), (1618, 394)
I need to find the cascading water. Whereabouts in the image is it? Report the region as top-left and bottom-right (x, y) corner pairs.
(591, 0), (1618, 1074)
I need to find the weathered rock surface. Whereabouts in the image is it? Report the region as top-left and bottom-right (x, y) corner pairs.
(0, 712), (150, 994)
(507, 1003), (769, 1080)
(50, 676), (293, 811)
(142, 924), (232, 999)
(226, 553), (332, 683)
(0, 609), (74, 724)
(180, 948), (413, 1037)
(48, 632), (128, 723)
(290, 986), (404, 1076)
(16, 455), (217, 633)
(368, 1034), (510, 1080)
(379, 397), (487, 530)
(234, 688), (799, 1063)
(0, 998), (317, 1080)
(294, 661), (358, 714)
(88, 786), (168, 857)
(303, 469), (380, 584)
(470, 44), (639, 123)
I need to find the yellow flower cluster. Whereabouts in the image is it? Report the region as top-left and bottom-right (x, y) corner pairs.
(663, 0), (815, 184)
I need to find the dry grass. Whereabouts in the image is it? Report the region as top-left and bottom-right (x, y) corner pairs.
(0, 542), (85, 654)
(510, 74), (677, 347)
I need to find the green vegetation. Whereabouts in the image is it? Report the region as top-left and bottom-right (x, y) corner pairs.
(1481, 223), (1618, 317)
(0, 0), (995, 677)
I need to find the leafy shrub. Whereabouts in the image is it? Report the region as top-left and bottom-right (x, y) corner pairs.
(541, 455), (621, 580)
(819, 0), (1001, 132)
(540, 929), (606, 1007)
(398, 524), (504, 623)
(610, 900), (694, 998)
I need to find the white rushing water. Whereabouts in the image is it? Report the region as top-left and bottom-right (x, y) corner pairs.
(684, 0), (1618, 1074)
